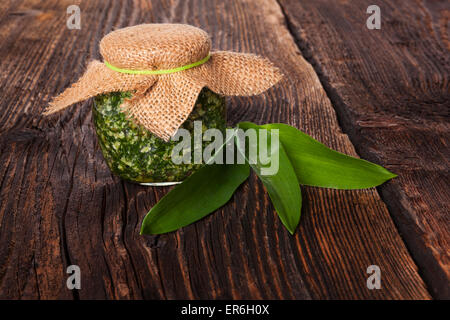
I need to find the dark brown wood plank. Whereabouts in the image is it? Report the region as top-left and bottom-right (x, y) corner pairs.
(278, 0), (450, 298)
(0, 0), (430, 299)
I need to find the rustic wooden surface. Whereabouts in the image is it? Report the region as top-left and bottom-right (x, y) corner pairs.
(279, 0), (449, 299)
(0, 0), (445, 299)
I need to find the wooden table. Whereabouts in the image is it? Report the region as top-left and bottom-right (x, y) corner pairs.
(0, 0), (448, 299)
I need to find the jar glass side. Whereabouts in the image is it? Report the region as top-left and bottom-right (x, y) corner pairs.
(92, 88), (226, 184)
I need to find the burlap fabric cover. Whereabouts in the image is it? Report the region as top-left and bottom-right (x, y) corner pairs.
(45, 24), (282, 141)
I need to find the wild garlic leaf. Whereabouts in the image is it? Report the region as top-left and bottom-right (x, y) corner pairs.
(237, 122), (302, 234)
(140, 162), (250, 235)
(260, 123), (397, 189)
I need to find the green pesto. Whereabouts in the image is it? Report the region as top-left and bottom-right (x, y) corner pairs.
(92, 88), (226, 183)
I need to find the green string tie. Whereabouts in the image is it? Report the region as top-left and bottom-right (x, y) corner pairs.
(104, 54), (211, 75)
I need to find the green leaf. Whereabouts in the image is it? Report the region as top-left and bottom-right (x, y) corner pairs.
(140, 163), (250, 235)
(259, 123), (397, 189)
(237, 122), (302, 234)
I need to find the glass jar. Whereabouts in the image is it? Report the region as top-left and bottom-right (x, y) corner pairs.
(92, 88), (226, 185)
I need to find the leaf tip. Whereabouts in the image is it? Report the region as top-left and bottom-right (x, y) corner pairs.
(139, 223), (149, 236)
(383, 169), (398, 181)
(283, 221), (298, 235)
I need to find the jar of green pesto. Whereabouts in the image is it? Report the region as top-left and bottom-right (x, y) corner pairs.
(92, 88), (226, 185)
(44, 24), (281, 187)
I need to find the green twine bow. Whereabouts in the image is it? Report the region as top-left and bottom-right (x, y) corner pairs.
(104, 54), (211, 75)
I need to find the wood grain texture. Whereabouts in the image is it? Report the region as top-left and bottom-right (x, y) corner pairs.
(0, 0), (431, 299)
(278, 0), (450, 299)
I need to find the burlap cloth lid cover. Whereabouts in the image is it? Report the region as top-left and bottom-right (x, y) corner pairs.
(45, 24), (282, 141)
